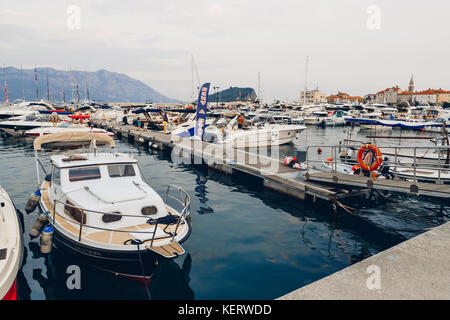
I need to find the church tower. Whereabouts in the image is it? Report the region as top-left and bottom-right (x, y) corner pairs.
(408, 74), (414, 92)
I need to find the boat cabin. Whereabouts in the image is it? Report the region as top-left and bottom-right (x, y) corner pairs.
(47, 153), (168, 229)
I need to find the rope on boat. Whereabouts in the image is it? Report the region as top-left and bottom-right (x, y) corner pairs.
(127, 238), (151, 300)
(146, 215), (180, 236)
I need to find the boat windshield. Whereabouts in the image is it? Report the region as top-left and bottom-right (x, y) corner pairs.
(69, 166), (101, 182)
(107, 164), (136, 178)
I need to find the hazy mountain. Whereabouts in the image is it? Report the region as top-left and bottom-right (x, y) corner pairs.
(0, 67), (179, 103)
(208, 86), (257, 103)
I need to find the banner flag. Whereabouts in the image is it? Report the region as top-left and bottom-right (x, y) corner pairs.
(194, 83), (210, 139)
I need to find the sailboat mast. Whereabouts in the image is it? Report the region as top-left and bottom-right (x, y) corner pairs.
(69, 65), (74, 104)
(62, 76), (66, 103)
(84, 71), (89, 102)
(46, 67), (50, 103)
(2, 64), (7, 104)
(303, 56), (309, 105)
(21, 65), (25, 101)
(258, 72), (261, 107)
(191, 54), (194, 102)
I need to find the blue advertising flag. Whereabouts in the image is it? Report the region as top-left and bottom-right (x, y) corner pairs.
(194, 83), (210, 138)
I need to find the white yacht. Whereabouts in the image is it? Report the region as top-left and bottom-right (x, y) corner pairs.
(202, 114), (306, 148)
(33, 133), (191, 276)
(304, 110), (329, 125)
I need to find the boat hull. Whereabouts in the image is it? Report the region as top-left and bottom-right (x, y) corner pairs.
(0, 188), (24, 300)
(38, 202), (191, 277)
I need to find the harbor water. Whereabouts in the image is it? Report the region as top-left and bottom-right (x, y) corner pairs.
(1, 125), (448, 300)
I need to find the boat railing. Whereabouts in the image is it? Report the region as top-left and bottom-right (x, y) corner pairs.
(164, 184), (191, 241)
(305, 144), (450, 185)
(50, 184), (190, 245)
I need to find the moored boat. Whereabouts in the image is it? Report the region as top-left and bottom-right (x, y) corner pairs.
(32, 133), (192, 276)
(0, 186), (24, 300)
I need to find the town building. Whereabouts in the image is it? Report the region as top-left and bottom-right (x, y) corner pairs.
(375, 87), (402, 104)
(326, 92), (364, 105)
(300, 89), (327, 104)
(412, 89), (450, 105)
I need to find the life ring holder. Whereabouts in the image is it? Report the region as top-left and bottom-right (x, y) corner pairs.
(357, 144), (383, 171)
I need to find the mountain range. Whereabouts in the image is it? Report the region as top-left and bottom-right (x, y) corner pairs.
(0, 67), (178, 103)
(208, 87), (257, 103)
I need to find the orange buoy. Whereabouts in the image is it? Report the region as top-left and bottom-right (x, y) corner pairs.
(357, 144), (383, 171)
(326, 158), (333, 162)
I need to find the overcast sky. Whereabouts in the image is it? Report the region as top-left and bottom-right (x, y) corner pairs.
(0, 0), (449, 102)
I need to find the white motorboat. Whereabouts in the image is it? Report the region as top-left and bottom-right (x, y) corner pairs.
(0, 186), (24, 300)
(25, 124), (113, 137)
(317, 110), (348, 127)
(0, 112), (57, 136)
(32, 133), (191, 276)
(0, 101), (53, 120)
(203, 114), (306, 148)
(304, 110), (329, 125)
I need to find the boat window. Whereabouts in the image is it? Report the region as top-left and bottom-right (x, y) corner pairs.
(142, 206), (158, 215)
(69, 167), (101, 182)
(102, 212), (122, 223)
(108, 164), (136, 178)
(64, 200), (86, 225)
(53, 166), (61, 185)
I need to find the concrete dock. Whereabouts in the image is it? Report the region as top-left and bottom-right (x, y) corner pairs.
(306, 171), (450, 199)
(92, 120), (359, 204)
(279, 221), (450, 300)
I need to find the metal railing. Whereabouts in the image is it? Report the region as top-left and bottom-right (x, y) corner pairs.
(49, 184), (191, 246)
(306, 144), (450, 185)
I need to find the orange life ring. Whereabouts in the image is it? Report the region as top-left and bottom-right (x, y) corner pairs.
(357, 144), (383, 171)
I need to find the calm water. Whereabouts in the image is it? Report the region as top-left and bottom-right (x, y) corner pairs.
(1, 125), (448, 300)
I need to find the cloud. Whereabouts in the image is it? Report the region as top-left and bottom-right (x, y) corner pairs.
(208, 4), (223, 16)
(0, 0), (449, 101)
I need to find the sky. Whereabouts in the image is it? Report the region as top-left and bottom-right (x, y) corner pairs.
(0, 0), (449, 102)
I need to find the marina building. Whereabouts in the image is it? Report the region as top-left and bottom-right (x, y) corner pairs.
(299, 89), (327, 104)
(375, 87), (403, 104)
(326, 92), (364, 105)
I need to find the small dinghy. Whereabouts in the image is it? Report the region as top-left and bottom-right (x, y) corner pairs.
(0, 186), (24, 300)
(30, 132), (191, 277)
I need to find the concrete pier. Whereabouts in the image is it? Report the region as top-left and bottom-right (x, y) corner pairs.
(92, 120), (356, 204)
(279, 221), (450, 300)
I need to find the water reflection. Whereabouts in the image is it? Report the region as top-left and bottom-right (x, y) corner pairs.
(149, 254), (194, 300)
(24, 239), (194, 299)
(195, 174), (214, 215)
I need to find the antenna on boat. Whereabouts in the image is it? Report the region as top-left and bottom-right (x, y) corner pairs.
(88, 128), (97, 156)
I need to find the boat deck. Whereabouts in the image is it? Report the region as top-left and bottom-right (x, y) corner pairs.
(40, 182), (187, 247)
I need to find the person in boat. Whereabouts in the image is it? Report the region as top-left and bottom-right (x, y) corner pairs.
(237, 114), (245, 129)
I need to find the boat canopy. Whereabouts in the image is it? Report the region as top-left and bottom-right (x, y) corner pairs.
(33, 131), (115, 151)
